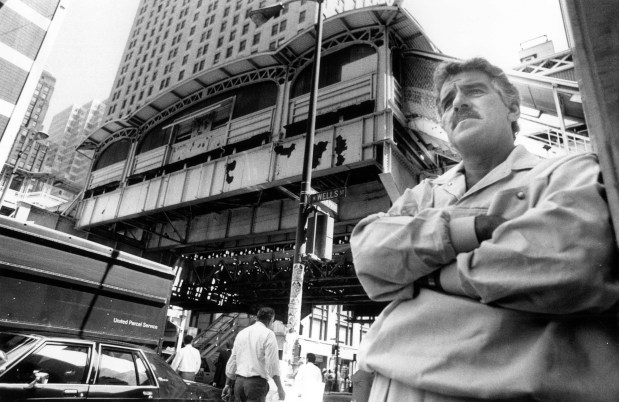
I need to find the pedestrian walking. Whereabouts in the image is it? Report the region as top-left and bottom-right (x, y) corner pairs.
(171, 335), (202, 381)
(222, 307), (286, 402)
(294, 353), (323, 402)
(214, 341), (233, 388)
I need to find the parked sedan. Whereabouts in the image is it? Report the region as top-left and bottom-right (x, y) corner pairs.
(0, 332), (222, 401)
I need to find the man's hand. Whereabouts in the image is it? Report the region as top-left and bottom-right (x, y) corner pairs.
(222, 385), (231, 401)
(474, 215), (506, 242)
(277, 387), (286, 400)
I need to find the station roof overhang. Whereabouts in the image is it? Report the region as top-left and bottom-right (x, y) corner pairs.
(403, 48), (583, 130)
(79, 5), (438, 151)
(507, 68), (584, 129)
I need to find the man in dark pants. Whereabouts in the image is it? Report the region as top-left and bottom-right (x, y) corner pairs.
(213, 341), (232, 388)
(222, 307), (285, 402)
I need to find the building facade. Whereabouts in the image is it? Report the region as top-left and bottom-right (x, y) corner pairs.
(44, 100), (107, 189)
(297, 304), (368, 390)
(0, 70), (56, 215)
(104, 0), (389, 122)
(0, 0), (69, 169)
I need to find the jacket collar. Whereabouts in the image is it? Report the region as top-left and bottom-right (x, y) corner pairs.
(433, 145), (540, 196)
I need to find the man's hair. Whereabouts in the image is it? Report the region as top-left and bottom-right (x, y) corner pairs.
(183, 334), (194, 345)
(306, 353), (316, 363)
(433, 57), (520, 135)
(256, 307), (275, 324)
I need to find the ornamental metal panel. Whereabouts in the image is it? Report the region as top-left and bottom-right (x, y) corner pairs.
(205, 158), (227, 196)
(78, 197), (95, 227)
(164, 170), (187, 207)
(313, 128), (335, 172)
(279, 198), (299, 230)
(88, 161), (124, 189)
(184, 166), (205, 201)
(119, 181), (150, 216)
(90, 191), (121, 223)
(204, 211), (229, 240)
(143, 178), (163, 211)
(228, 208), (253, 237)
(133, 146), (167, 175)
(273, 137), (305, 181)
(289, 74), (375, 123)
(335, 118), (364, 165)
(253, 200), (284, 233)
(222, 147), (273, 192)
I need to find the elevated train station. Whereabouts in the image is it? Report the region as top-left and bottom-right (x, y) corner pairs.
(76, 5), (590, 324)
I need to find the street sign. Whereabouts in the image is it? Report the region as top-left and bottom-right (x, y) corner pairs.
(308, 187), (346, 204)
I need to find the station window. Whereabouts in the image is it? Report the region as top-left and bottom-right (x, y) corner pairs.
(291, 44), (377, 98)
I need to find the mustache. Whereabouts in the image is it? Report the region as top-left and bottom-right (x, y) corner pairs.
(451, 110), (481, 130)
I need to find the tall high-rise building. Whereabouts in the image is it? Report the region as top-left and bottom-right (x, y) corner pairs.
(104, 0), (385, 122)
(0, 0), (69, 168)
(3, 71), (55, 175)
(44, 100), (107, 188)
(0, 70), (56, 215)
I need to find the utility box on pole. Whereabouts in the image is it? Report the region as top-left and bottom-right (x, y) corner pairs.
(306, 211), (334, 260)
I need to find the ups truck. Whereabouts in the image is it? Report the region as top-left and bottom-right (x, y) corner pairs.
(0, 216), (221, 400)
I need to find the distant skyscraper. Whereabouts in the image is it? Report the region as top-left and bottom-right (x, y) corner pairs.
(104, 0), (382, 122)
(0, 0), (69, 168)
(44, 100), (107, 188)
(3, 71), (55, 175)
(0, 70), (56, 215)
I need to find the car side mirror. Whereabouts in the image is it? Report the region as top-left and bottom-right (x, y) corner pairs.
(24, 371), (49, 389)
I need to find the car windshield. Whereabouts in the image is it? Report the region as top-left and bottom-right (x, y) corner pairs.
(0, 333), (38, 365)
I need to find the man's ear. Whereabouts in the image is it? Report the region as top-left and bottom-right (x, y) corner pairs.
(508, 103), (520, 122)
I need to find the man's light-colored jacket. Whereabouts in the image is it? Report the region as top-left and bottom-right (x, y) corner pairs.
(351, 146), (619, 401)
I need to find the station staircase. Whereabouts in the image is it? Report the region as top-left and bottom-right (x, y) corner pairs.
(193, 312), (255, 362)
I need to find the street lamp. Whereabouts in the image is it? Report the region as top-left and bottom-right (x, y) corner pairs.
(250, 0), (325, 368)
(0, 130), (49, 210)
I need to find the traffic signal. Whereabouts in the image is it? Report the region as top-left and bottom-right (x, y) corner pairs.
(306, 211), (334, 260)
(332, 344), (339, 354)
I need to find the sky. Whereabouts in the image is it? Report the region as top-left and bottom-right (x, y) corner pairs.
(42, 0), (140, 130)
(41, 0), (568, 131)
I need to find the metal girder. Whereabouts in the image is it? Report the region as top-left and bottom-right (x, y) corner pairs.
(138, 66), (287, 135)
(170, 247), (367, 311)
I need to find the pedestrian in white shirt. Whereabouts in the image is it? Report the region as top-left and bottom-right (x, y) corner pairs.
(171, 335), (202, 381)
(223, 307), (286, 402)
(294, 353), (323, 402)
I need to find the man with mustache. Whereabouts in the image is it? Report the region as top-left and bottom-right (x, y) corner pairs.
(350, 57), (619, 401)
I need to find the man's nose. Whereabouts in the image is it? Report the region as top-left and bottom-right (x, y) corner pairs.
(452, 90), (469, 111)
